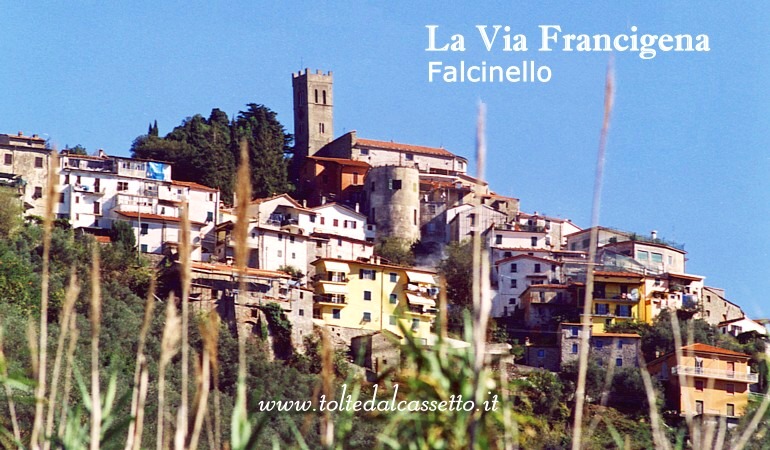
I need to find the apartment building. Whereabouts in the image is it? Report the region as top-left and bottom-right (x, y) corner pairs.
(647, 343), (758, 420)
(580, 271), (644, 333)
(310, 258), (437, 345)
(0, 132), (52, 216)
(559, 323), (641, 370)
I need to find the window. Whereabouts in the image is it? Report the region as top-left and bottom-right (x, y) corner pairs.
(289, 236), (295, 243)
(333, 219), (339, 227)
(33, 186), (43, 199)
(615, 358), (623, 367)
(319, 123), (325, 133)
(390, 179), (402, 190)
(571, 326), (579, 336)
(320, 216), (325, 225)
(3, 154), (11, 165)
(362, 312), (371, 322)
(93, 201), (100, 214)
(332, 309), (341, 320)
(411, 319), (420, 331)
(531, 237), (537, 247)
(140, 223), (149, 235)
(140, 244), (148, 253)
(595, 340), (604, 349)
(310, 215), (316, 223)
(59, 193), (65, 203)
(510, 279), (517, 289)
(363, 291), (372, 301)
(337, 238), (342, 246)
(727, 403), (735, 417)
(360, 269), (376, 280)
(651, 253), (663, 264)
(695, 380), (704, 391)
(64, 174), (70, 185)
(636, 250), (649, 262)
(389, 315), (397, 325)
(322, 90), (327, 104)
(534, 263), (541, 273)
(413, 209), (417, 225)
(277, 250), (283, 258)
(504, 251), (512, 258)
(314, 89), (318, 103)
(389, 293), (397, 304)
(299, 309), (304, 317)
(390, 273), (397, 283)
(571, 343), (578, 354)
(35, 157), (43, 168)
(726, 383), (735, 395)
(405, 153), (413, 160)
(291, 252), (296, 259)
(117, 181), (128, 191)
(695, 358), (704, 374)
(360, 148), (369, 156)
(695, 400), (703, 415)
(206, 211), (214, 222)
(510, 264), (517, 273)
(278, 234), (283, 241)
(495, 235), (502, 245)
(595, 304), (609, 315)
(616, 305), (631, 317)
(537, 349), (545, 358)
(617, 340), (624, 349)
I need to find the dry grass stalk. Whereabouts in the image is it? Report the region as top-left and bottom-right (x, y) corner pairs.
(188, 313), (218, 450)
(31, 149), (59, 449)
(132, 360), (150, 450)
(58, 314), (79, 437)
(572, 59), (614, 450)
(637, 353), (670, 450)
(232, 139), (252, 449)
(157, 293), (181, 450)
(0, 323), (22, 446)
(175, 200), (192, 450)
(320, 329), (335, 447)
(90, 244), (102, 450)
(732, 382), (770, 449)
(125, 280), (156, 450)
(468, 102), (490, 446)
(44, 272), (80, 450)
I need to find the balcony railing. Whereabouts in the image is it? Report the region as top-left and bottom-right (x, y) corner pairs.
(672, 365), (758, 383)
(313, 295), (347, 305)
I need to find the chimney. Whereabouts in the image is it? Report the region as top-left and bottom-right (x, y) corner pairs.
(302, 199), (307, 208)
(651, 230), (658, 240)
(355, 202), (360, 213)
(98, 149), (106, 158)
(17, 131), (23, 136)
(321, 196), (326, 205)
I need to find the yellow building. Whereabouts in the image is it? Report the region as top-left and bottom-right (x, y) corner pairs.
(647, 343), (757, 420)
(582, 271), (644, 333)
(311, 258), (437, 343)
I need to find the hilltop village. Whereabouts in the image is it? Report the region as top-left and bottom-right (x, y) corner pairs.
(1, 69), (766, 425)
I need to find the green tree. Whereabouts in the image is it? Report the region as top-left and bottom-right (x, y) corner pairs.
(641, 310), (716, 361)
(109, 220), (136, 252)
(65, 144), (88, 155)
(438, 240), (473, 332)
(232, 103), (294, 198)
(0, 186), (23, 239)
(375, 237), (415, 266)
(132, 109), (236, 202)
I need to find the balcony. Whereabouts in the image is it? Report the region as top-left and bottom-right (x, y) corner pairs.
(313, 294), (347, 306)
(72, 184), (105, 196)
(672, 365), (758, 383)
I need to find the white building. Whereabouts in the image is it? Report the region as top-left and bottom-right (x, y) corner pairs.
(58, 151), (220, 261)
(718, 317), (767, 337)
(492, 254), (562, 317)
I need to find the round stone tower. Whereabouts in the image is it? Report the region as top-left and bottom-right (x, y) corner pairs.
(366, 165), (421, 242)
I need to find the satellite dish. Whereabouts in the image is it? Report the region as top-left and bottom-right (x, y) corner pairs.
(628, 289), (640, 302)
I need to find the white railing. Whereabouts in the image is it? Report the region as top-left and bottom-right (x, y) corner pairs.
(672, 365), (758, 383)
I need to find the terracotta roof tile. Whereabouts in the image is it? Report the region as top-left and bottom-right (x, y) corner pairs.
(356, 138), (456, 157)
(682, 343), (751, 358)
(172, 180), (219, 193)
(307, 155), (371, 168)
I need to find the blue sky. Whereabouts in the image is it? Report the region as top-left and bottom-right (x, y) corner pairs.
(1, 2), (768, 317)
